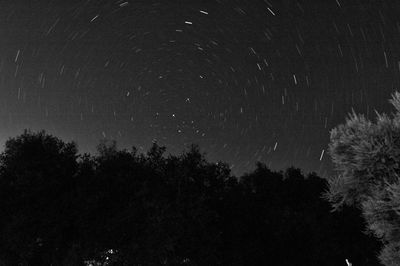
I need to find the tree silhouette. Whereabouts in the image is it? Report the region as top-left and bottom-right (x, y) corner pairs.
(324, 92), (400, 265)
(0, 129), (80, 265)
(222, 163), (380, 265)
(0, 130), (381, 265)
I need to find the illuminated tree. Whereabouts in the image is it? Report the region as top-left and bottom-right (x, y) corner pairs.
(324, 92), (400, 265)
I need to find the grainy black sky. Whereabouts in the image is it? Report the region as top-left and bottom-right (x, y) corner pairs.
(0, 0), (399, 176)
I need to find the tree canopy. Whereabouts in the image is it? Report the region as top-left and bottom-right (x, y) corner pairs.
(324, 92), (400, 265)
(0, 130), (380, 265)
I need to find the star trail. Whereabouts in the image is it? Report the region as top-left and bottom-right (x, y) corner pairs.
(1, 0), (400, 176)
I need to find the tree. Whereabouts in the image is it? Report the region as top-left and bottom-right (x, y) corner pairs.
(324, 92), (400, 265)
(75, 140), (151, 265)
(0, 129), (81, 265)
(0, 130), (382, 265)
(161, 144), (230, 265)
(221, 162), (380, 265)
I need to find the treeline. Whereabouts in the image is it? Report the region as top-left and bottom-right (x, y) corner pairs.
(0, 130), (381, 265)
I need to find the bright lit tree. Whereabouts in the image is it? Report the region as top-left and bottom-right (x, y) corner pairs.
(324, 92), (400, 265)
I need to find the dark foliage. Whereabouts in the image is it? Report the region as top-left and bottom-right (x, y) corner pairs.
(0, 130), (381, 265)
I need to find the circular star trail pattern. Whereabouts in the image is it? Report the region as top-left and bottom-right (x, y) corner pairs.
(1, 0), (400, 176)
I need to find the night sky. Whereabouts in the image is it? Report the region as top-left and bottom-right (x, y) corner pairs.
(1, 0), (399, 177)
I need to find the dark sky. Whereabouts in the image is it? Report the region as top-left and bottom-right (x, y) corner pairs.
(0, 0), (399, 177)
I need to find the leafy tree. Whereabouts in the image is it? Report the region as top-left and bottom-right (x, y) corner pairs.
(75, 140), (151, 265)
(0, 129), (80, 265)
(0, 130), (382, 265)
(324, 92), (400, 265)
(221, 163), (380, 265)
(76, 142), (230, 265)
(161, 144), (230, 265)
